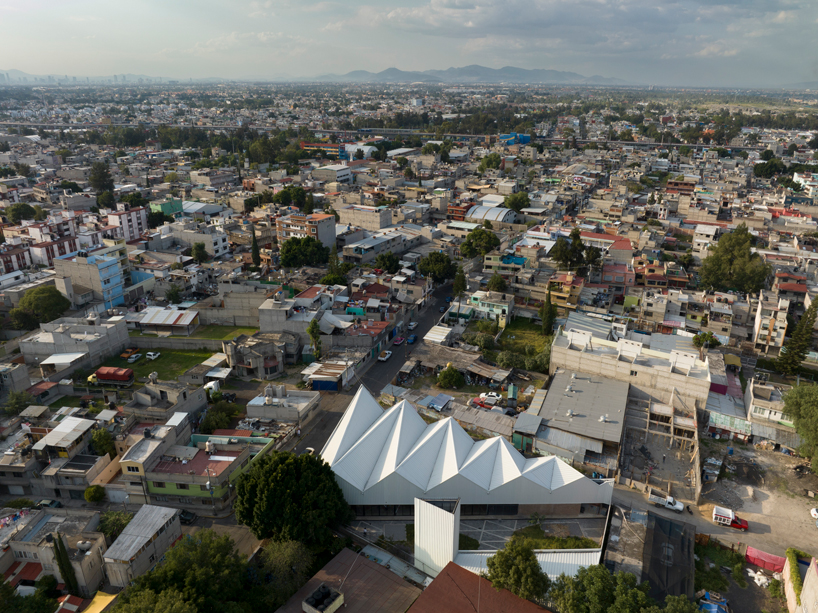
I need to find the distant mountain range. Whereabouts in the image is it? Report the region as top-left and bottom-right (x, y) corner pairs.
(312, 65), (630, 85)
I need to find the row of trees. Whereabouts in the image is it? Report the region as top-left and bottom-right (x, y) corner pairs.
(550, 228), (602, 273)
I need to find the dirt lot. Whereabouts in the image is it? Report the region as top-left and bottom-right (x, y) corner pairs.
(699, 438), (818, 554)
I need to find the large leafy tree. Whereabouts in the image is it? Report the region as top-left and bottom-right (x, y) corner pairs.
(550, 228), (586, 270)
(10, 285), (71, 330)
(147, 210), (174, 229)
(437, 365), (464, 389)
(6, 202), (36, 224)
(452, 265), (467, 305)
(319, 272), (347, 287)
(374, 251), (400, 274)
(165, 284), (182, 305)
(504, 191), (531, 213)
(99, 510), (133, 541)
(549, 565), (654, 613)
(783, 385), (818, 463)
(778, 299), (817, 375)
(118, 530), (256, 613)
(89, 161), (114, 193)
(699, 224), (770, 293)
(279, 236), (330, 268)
(191, 242), (208, 264)
(92, 428), (116, 459)
(234, 452), (352, 549)
(259, 541), (314, 609)
(3, 390), (34, 416)
(418, 251), (456, 283)
(306, 318), (322, 359)
(114, 588), (196, 613)
(460, 227), (500, 258)
(485, 538), (551, 601)
(486, 272), (508, 292)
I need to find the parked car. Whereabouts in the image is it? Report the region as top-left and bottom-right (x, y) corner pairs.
(407, 334), (418, 344)
(120, 348), (139, 359)
(35, 499), (62, 510)
(445, 296), (452, 303)
(127, 353), (143, 363)
(480, 392), (502, 401)
(378, 351), (392, 362)
(407, 322), (418, 330)
(393, 337), (405, 346)
(179, 510), (197, 525)
(439, 306), (446, 313)
(146, 352), (161, 360)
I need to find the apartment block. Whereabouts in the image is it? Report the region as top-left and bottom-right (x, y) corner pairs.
(312, 164), (352, 184)
(342, 231), (406, 265)
(54, 249), (126, 309)
(753, 291), (789, 355)
(107, 205), (148, 241)
(276, 212), (336, 250)
(20, 314), (129, 366)
(124, 376), (207, 422)
(337, 204), (392, 231)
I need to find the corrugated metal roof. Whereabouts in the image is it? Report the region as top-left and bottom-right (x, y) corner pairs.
(514, 412), (542, 435)
(40, 352), (87, 365)
(104, 505), (179, 562)
(455, 549), (601, 578)
(565, 312), (612, 340)
(32, 416), (94, 450)
(140, 307), (198, 326)
(452, 405), (514, 437)
(424, 325), (452, 345)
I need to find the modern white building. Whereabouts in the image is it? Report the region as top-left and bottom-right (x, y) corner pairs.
(321, 387), (613, 517)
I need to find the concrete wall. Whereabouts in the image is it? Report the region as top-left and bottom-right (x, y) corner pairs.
(129, 336), (223, 351)
(195, 292), (268, 327)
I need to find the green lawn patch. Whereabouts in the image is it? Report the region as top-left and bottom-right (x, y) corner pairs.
(695, 542), (746, 592)
(511, 525), (598, 549)
(184, 325), (259, 340)
(48, 395), (86, 409)
(498, 318), (549, 354)
(97, 349), (215, 380)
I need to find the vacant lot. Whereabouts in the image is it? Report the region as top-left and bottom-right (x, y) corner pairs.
(129, 325), (259, 341)
(97, 349), (214, 380)
(498, 317), (550, 354)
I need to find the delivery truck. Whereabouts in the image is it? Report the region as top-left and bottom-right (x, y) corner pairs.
(647, 488), (684, 513)
(712, 506), (749, 531)
(88, 367), (135, 388)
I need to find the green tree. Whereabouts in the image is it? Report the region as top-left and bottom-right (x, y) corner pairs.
(92, 428), (116, 459)
(485, 538), (551, 601)
(484, 220), (493, 229)
(10, 285), (71, 330)
(119, 530), (253, 612)
(200, 410), (231, 434)
(478, 152), (502, 172)
(54, 533), (80, 596)
(165, 283), (182, 305)
(279, 236), (330, 268)
(96, 190), (115, 208)
(147, 210), (174, 229)
(404, 166), (415, 180)
(251, 228), (261, 268)
(460, 227), (500, 258)
(259, 540), (314, 608)
(32, 205), (47, 221)
(540, 289), (557, 335)
(6, 202), (36, 224)
(504, 191), (531, 213)
(497, 351), (526, 369)
(418, 252), (456, 283)
(783, 385), (818, 468)
(4, 390), (34, 416)
(375, 251), (401, 274)
(584, 245), (602, 270)
(99, 510), (133, 541)
(89, 161), (114, 193)
(452, 265), (467, 308)
(486, 272), (508, 292)
(699, 224), (770, 293)
(319, 272), (347, 286)
(191, 242), (208, 264)
(437, 365), (465, 389)
(692, 331), (721, 349)
(114, 588), (197, 613)
(84, 485), (105, 503)
(306, 318), (322, 359)
(164, 172), (180, 183)
(778, 300), (818, 375)
(549, 565), (655, 613)
(234, 452), (351, 548)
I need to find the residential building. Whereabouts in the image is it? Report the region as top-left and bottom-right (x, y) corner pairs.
(466, 291), (515, 321)
(189, 168), (235, 188)
(30, 416), (98, 462)
(5, 509), (107, 597)
(30, 236), (80, 267)
(54, 248), (126, 309)
(753, 292), (789, 355)
(107, 205), (148, 241)
(548, 273), (585, 314)
(276, 212), (336, 249)
(342, 231), (405, 265)
(222, 333), (286, 379)
(124, 376), (207, 423)
(744, 378), (800, 448)
(168, 220), (231, 258)
(312, 164), (352, 184)
(0, 243), (33, 274)
(337, 205), (392, 231)
(20, 314), (129, 366)
(36, 454), (113, 501)
(104, 506), (181, 588)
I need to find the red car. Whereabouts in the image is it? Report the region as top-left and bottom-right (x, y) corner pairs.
(393, 337), (405, 346)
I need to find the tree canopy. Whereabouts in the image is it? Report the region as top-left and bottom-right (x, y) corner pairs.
(549, 565), (653, 613)
(504, 191), (531, 213)
(374, 251), (401, 274)
(453, 265), (467, 302)
(147, 210), (174, 229)
(778, 299), (817, 375)
(191, 242), (208, 264)
(99, 510), (133, 541)
(234, 451), (351, 549)
(3, 391), (34, 416)
(783, 385), (818, 464)
(486, 272), (508, 292)
(459, 227), (500, 258)
(699, 224), (770, 293)
(437, 365), (465, 389)
(279, 236), (330, 268)
(10, 285), (71, 330)
(6, 202), (36, 224)
(89, 161), (115, 193)
(550, 228), (587, 270)
(165, 284), (182, 305)
(478, 152), (502, 172)
(418, 251), (456, 283)
(258, 540), (314, 609)
(92, 428), (116, 459)
(306, 318), (322, 359)
(485, 538), (551, 601)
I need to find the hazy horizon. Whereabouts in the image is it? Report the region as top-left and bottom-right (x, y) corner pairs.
(3, 0), (818, 88)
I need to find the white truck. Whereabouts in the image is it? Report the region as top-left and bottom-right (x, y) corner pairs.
(647, 489), (684, 513)
(712, 506), (749, 531)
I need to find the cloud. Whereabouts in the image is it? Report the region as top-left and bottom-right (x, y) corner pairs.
(772, 10), (795, 22)
(693, 43), (739, 58)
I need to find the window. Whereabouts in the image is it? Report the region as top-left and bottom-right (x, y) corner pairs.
(753, 406), (766, 415)
(630, 370), (638, 376)
(127, 466), (139, 473)
(149, 554), (156, 564)
(153, 482), (166, 489)
(130, 482), (141, 487)
(177, 483), (189, 490)
(154, 495), (168, 502)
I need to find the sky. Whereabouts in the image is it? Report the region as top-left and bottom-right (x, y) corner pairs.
(2, 0), (818, 87)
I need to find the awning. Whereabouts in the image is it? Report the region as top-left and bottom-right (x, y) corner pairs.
(662, 315), (685, 328)
(467, 362), (511, 381)
(206, 367), (232, 380)
(724, 354), (742, 368)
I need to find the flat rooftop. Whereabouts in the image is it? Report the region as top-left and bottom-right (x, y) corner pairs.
(151, 448), (241, 477)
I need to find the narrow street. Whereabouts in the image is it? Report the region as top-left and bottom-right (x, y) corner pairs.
(291, 284), (452, 456)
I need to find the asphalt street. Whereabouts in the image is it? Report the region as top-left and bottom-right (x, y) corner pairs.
(291, 284), (452, 457)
